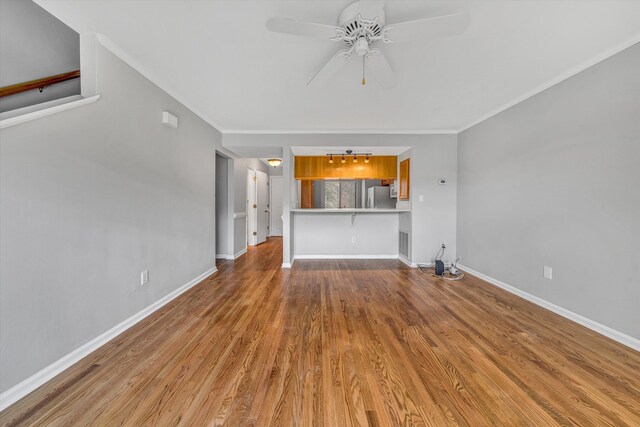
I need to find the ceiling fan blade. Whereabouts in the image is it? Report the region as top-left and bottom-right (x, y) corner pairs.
(383, 12), (470, 43)
(307, 50), (352, 87)
(266, 17), (343, 40)
(365, 51), (397, 89)
(358, 0), (386, 20)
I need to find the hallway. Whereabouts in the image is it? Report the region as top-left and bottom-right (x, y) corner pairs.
(1, 238), (639, 426)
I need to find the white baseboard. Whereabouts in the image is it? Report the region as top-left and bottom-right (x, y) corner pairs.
(398, 255), (417, 268)
(216, 254), (231, 259)
(281, 256), (295, 269)
(0, 267), (217, 412)
(228, 247), (247, 260)
(293, 254), (399, 260)
(292, 254), (416, 266)
(460, 265), (640, 352)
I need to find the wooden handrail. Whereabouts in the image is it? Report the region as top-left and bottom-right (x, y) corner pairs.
(0, 70), (80, 98)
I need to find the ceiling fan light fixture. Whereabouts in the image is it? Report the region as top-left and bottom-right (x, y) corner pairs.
(267, 2), (471, 88)
(267, 158), (282, 167)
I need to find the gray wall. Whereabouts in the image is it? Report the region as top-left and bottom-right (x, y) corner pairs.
(0, 0), (80, 113)
(458, 43), (640, 339)
(0, 43), (221, 393)
(215, 154), (229, 257)
(268, 163), (283, 176)
(410, 136), (458, 265)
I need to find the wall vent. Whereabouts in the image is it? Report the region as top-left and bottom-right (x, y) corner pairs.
(399, 231), (409, 258)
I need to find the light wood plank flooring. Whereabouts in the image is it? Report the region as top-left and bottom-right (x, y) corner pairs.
(1, 237), (639, 426)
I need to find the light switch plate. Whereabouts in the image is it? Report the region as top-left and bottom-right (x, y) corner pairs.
(543, 266), (552, 280)
(141, 270), (149, 286)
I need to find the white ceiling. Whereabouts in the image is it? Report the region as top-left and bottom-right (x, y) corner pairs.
(36, 0), (640, 133)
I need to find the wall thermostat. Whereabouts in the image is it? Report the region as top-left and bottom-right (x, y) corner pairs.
(438, 178), (447, 185)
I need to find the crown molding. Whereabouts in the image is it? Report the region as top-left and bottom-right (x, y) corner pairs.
(222, 129), (459, 135)
(91, 35), (460, 137)
(458, 33), (640, 133)
(95, 32), (640, 137)
(95, 34), (226, 133)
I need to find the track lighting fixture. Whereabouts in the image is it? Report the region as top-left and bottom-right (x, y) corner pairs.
(326, 151), (373, 165)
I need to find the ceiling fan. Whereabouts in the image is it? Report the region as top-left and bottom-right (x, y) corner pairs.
(266, 0), (470, 88)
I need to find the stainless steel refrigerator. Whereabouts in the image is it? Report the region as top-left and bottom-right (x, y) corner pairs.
(367, 186), (395, 209)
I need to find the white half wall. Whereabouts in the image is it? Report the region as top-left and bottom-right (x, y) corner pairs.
(293, 213), (399, 258)
(0, 0), (81, 112)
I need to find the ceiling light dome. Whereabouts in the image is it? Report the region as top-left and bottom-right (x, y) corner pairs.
(267, 158), (282, 167)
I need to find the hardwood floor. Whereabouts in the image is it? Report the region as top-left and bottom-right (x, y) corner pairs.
(1, 237), (639, 426)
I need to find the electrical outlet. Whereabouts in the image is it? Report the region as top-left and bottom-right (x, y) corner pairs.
(543, 266), (552, 280)
(351, 236), (356, 243)
(141, 270), (149, 286)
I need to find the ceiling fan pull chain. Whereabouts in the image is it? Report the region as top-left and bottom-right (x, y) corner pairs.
(362, 56), (366, 85)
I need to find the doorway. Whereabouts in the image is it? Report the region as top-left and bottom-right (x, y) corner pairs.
(269, 176), (283, 236)
(247, 169), (269, 246)
(215, 153), (230, 259)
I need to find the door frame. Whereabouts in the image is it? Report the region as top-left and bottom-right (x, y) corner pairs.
(215, 151), (232, 259)
(255, 169), (268, 244)
(247, 168), (257, 246)
(269, 175), (284, 237)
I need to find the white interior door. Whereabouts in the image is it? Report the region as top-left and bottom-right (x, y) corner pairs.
(256, 170), (268, 244)
(247, 169), (257, 246)
(270, 176), (283, 236)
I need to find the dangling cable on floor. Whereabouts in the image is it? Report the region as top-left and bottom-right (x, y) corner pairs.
(419, 252), (464, 281)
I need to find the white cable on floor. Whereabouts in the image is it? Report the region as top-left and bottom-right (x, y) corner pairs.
(418, 255), (465, 281)
(419, 265), (465, 281)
